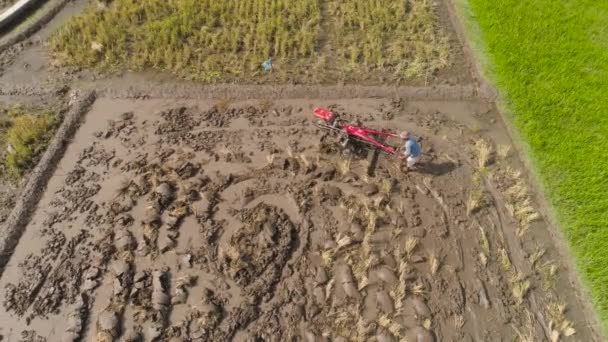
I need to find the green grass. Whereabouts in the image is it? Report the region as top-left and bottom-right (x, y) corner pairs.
(49, 0), (449, 83)
(0, 106), (57, 179)
(458, 0), (608, 332)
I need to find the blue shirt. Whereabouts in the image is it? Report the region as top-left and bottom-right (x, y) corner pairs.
(405, 138), (421, 157)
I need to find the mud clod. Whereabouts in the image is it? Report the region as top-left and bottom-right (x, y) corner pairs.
(412, 297), (431, 318)
(96, 309), (119, 338)
(408, 326), (435, 342)
(376, 289), (395, 314)
(363, 184), (379, 196)
(62, 295), (87, 342)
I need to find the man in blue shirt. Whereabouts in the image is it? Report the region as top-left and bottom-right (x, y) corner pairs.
(399, 131), (421, 171)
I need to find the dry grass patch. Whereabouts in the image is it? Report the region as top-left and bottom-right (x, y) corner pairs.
(498, 167), (541, 237)
(497, 144), (511, 159)
(466, 172), (487, 216)
(474, 139), (493, 169)
(50, 0), (321, 81)
(429, 252), (441, 275)
(499, 248), (512, 271)
(337, 158), (352, 176)
(404, 237), (419, 259)
(510, 272), (531, 305)
(327, 0), (450, 80)
(546, 301), (576, 340)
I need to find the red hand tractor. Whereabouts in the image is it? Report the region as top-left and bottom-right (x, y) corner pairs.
(313, 107), (400, 155)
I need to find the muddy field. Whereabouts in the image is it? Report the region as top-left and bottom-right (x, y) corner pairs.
(0, 97), (599, 341)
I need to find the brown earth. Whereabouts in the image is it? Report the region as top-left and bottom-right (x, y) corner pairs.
(0, 0), (602, 341)
(0, 97), (600, 342)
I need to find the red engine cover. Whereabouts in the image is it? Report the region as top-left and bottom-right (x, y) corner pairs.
(313, 108), (335, 122)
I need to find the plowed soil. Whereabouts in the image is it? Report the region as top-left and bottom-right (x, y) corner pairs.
(0, 97), (599, 341)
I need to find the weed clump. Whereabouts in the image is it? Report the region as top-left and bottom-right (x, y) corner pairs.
(466, 171), (488, 215)
(0, 108), (57, 178)
(497, 167), (541, 237)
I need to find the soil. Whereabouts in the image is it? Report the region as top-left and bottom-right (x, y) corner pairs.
(0, 97), (600, 342)
(0, 0), (602, 341)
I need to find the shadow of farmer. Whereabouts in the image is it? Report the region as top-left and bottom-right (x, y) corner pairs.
(417, 160), (458, 176)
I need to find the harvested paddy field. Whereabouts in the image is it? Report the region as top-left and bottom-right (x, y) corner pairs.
(0, 0), (470, 86)
(0, 97), (600, 341)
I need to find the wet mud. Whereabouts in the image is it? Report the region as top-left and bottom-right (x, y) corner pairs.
(0, 98), (599, 341)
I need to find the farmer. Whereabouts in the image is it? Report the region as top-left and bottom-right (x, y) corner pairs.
(399, 131), (421, 171)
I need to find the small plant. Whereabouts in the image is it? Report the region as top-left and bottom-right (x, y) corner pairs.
(479, 226), (490, 254)
(529, 245), (546, 268)
(378, 315), (405, 339)
(321, 249), (336, 266)
(511, 272), (531, 305)
(499, 248), (512, 271)
(429, 252), (441, 275)
(299, 154), (311, 168)
(379, 178), (393, 194)
(337, 158), (352, 176)
(497, 144), (511, 159)
(397, 200), (405, 215)
(547, 301), (576, 339)
(512, 310), (536, 342)
(2, 111), (56, 178)
(336, 233), (353, 249)
(115, 178), (133, 198)
(410, 283), (426, 296)
(475, 139), (493, 169)
(540, 261), (558, 291)
(286, 146), (295, 159)
(479, 252), (488, 267)
(466, 172), (486, 216)
(453, 315), (465, 329)
(355, 317), (374, 339)
(266, 154), (276, 165)
(365, 208), (379, 233)
(404, 237), (419, 258)
(500, 166), (540, 237)
(391, 260), (410, 312)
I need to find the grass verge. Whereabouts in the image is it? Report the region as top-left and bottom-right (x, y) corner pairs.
(49, 0), (450, 83)
(457, 0), (608, 333)
(0, 105), (57, 179)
